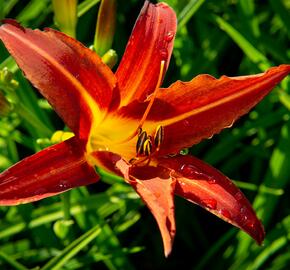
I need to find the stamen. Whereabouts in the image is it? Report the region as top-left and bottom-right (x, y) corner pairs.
(137, 60), (166, 130)
(153, 125), (164, 151)
(136, 130), (147, 156)
(116, 60), (166, 144)
(143, 136), (152, 156)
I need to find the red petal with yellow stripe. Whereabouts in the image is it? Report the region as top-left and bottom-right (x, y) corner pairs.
(116, 65), (290, 156)
(156, 65), (290, 155)
(122, 164), (176, 257)
(0, 21), (116, 140)
(116, 1), (176, 106)
(0, 137), (99, 205)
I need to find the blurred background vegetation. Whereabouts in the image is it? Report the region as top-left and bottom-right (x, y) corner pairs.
(0, 0), (289, 269)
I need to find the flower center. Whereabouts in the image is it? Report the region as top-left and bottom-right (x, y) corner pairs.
(128, 60), (166, 164)
(130, 124), (164, 164)
(86, 60), (166, 164)
(121, 60), (166, 143)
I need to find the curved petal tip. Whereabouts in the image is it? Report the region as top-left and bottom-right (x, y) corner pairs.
(159, 155), (265, 245)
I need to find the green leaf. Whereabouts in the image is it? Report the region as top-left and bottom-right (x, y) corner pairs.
(0, 249), (29, 270)
(177, 0), (206, 28)
(212, 15), (271, 70)
(77, 0), (101, 17)
(40, 225), (102, 270)
(269, 0), (290, 37)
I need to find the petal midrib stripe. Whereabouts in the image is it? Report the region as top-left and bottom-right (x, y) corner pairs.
(159, 73), (282, 127)
(122, 6), (160, 105)
(2, 26), (101, 119)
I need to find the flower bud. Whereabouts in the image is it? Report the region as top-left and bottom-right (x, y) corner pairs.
(52, 0), (78, 38)
(0, 91), (11, 116)
(94, 0), (116, 56)
(101, 49), (118, 69)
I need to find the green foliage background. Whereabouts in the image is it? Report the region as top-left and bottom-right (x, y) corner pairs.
(0, 0), (289, 269)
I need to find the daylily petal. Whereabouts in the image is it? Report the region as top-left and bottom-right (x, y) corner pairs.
(127, 166), (176, 257)
(116, 1), (177, 106)
(116, 65), (290, 156)
(90, 151), (129, 178)
(95, 151), (176, 256)
(0, 21), (117, 140)
(156, 65), (290, 155)
(0, 137), (99, 205)
(159, 155), (265, 244)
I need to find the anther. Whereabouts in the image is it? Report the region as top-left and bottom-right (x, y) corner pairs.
(136, 130), (147, 156)
(154, 125), (164, 151)
(143, 136), (152, 156)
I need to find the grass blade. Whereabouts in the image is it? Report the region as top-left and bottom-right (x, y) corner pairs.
(212, 15), (270, 70)
(40, 225), (101, 270)
(0, 249), (29, 270)
(177, 0), (206, 28)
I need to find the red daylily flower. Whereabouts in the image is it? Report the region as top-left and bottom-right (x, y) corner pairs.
(0, 1), (289, 256)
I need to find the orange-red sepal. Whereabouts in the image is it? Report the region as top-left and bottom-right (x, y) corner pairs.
(128, 166), (176, 257)
(116, 1), (177, 106)
(159, 155), (265, 245)
(0, 137), (99, 205)
(0, 21), (116, 139)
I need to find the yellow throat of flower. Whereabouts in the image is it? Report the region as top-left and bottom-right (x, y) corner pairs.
(85, 60), (166, 166)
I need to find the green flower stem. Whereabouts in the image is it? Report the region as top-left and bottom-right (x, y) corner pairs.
(41, 225), (101, 270)
(6, 137), (19, 163)
(61, 192), (71, 221)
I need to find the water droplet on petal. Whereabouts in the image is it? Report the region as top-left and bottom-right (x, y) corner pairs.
(240, 206), (247, 214)
(239, 206), (252, 224)
(179, 164), (215, 181)
(183, 120), (190, 127)
(165, 31), (174, 42)
(179, 164), (199, 179)
(160, 48), (168, 60)
(202, 198), (217, 210)
(180, 148), (189, 155)
(59, 180), (69, 189)
(208, 177), (216, 184)
(219, 209), (232, 219)
(245, 220), (255, 229)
